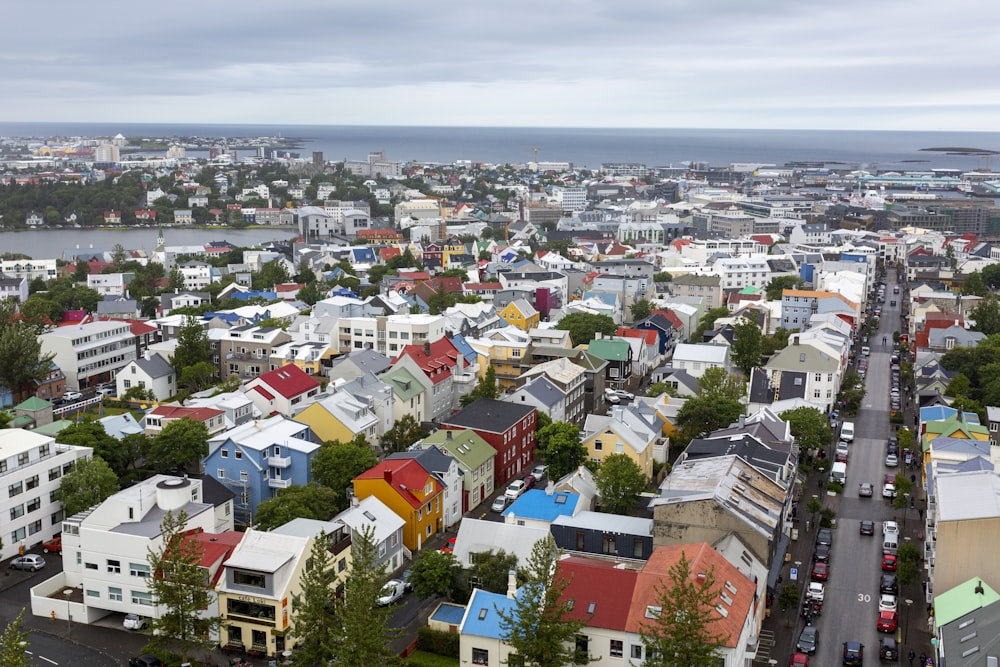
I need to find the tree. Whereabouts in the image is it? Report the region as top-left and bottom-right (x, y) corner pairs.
(780, 407), (832, 452)
(730, 318), (764, 376)
(461, 365), (500, 406)
(469, 549), (520, 594)
(554, 312), (617, 346)
(497, 536), (586, 667)
(330, 525), (396, 667)
(690, 306), (732, 342)
(168, 266), (184, 290)
(653, 272), (673, 283)
(778, 583), (800, 613)
(765, 275), (805, 301)
(946, 373), (972, 398)
(253, 484), (341, 530)
(408, 548), (463, 601)
(253, 260), (291, 290)
(0, 609), (30, 667)
(962, 271), (989, 297)
(640, 551), (727, 667)
(762, 327), (793, 357)
(971, 296), (1000, 335)
(19, 295), (62, 324)
(145, 509), (220, 662)
(379, 414), (429, 454)
(288, 532), (341, 667)
(896, 427), (914, 453)
(0, 308), (56, 402)
(536, 421), (587, 480)
(171, 316), (213, 371)
(312, 435), (379, 511)
(630, 299), (652, 322)
(73, 259), (89, 281)
(697, 366), (746, 403)
(178, 361), (218, 393)
(148, 417), (209, 473)
(60, 456), (119, 516)
(646, 381), (677, 397)
(675, 368), (746, 445)
(594, 453), (646, 515)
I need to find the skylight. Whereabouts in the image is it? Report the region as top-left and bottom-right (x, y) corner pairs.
(478, 608), (488, 620)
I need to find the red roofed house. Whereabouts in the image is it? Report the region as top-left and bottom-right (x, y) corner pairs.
(352, 457), (444, 550)
(144, 404), (227, 437)
(617, 327), (663, 367)
(134, 209), (157, 221)
(244, 364), (321, 417)
(380, 247), (402, 263)
(103, 209), (122, 225)
(391, 337), (467, 421)
(274, 282), (303, 301)
(357, 229), (401, 243)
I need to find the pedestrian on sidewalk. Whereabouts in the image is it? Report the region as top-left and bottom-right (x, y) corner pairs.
(908, 648), (916, 665)
(920, 653), (927, 666)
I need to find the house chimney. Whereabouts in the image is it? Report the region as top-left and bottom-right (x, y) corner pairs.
(446, 430), (453, 441)
(612, 406), (624, 422)
(738, 415), (745, 428)
(384, 469), (392, 483)
(507, 569), (518, 599)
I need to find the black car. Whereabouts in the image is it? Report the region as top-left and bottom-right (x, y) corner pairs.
(796, 625), (819, 654)
(879, 636), (898, 661)
(128, 656), (163, 667)
(843, 641), (864, 665)
(860, 519), (876, 535)
(880, 574), (898, 595)
(813, 543), (831, 562)
(816, 527), (833, 547)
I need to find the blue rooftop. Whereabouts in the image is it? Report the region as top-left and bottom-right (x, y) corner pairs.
(450, 334), (478, 366)
(462, 589), (518, 640)
(430, 602), (467, 626)
(230, 290), (278, 301)
(920, 405), (980, 425)
(503, 489), (579, 522)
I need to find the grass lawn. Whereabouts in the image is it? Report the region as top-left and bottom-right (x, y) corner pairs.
(404, 651), (460, 667)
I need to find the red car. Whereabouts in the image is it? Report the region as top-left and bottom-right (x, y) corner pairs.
(877, 610), (898, 632)
(522, 474), (536, 490)
(882, 554), (897, 572)
(789, 652), (810, 667)
(810, 561), (829, 582)
(41, 537), (62, 553)
(441, 537), (457, 554)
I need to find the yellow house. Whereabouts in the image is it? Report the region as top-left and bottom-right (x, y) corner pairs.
(921, 416), (989, 456)
(274, 343), (338, 376)
(292, 391), (378, 445)
(499, 298), (540, 332)
(648, 393), (683, 440)
(353, 458), (444, 551)
(467, 328), (531, 390)
(581, 407), (658, 481)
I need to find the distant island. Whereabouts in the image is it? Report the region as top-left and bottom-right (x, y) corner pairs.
(919, 146), (1000, 155)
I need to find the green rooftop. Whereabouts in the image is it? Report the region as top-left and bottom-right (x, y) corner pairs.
(33, 420), (75, 437)
(934, 577), (1000, 627)
(382, 366), (425, 401)
(418, 428), (494, 470)
(587, 338), (630, 362)
(16, 396), (52, 411)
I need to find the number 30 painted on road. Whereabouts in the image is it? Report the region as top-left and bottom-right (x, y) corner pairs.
(857, 593), (871, 603)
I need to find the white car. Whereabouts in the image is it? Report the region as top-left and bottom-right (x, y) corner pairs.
(63, 390), (84, 402)
(123, 613), (147, 630)
(807, 582), (825, 602)
(879, 594), (897, 612)
(504, 479), (527, 500)
(491, 495), (510, 512)
(883, 483), (897, 499)
(885, 453), (898, 467)
(883, 520), (899, 536)
(530, 465), (548, 482)
(378, 579), (410, 606)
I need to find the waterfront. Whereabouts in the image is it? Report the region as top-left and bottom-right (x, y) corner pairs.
(0, 227), (299, 259)
(2, 123), (1000, 171)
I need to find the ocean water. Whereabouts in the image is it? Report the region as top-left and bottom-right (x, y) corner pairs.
(2, 122), (999, 172)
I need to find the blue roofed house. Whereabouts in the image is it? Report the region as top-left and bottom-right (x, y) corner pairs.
(203, 415), (320, 528)
(502, 488), (582, 530)
(460, 587), (520, 667)
(98, 412), (143, 440)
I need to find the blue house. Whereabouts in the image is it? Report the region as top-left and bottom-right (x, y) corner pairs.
(203, 415), (319, 527)
(502, 488), (581, 529)
(459, 588), (520, 667)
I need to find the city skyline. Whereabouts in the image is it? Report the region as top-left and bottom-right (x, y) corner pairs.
(5, 0), (1000, 132)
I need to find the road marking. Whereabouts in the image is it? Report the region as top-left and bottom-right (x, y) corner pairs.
(39, 656), (58, 665)
(857, 593), (871, 602)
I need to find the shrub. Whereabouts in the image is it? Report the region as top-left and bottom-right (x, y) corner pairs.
(819, 507), (837, 527)
(826, 482), (844, 494)
(416, 627), (460, 658)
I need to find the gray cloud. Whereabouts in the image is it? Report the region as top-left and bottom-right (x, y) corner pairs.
(2, 0), (999, 129)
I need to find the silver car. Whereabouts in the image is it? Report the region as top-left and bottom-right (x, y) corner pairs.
(9, 554), (46, 571)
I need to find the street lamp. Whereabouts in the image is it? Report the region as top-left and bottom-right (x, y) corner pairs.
(903, 492), (910, 527)
(904, 598), (914, 644)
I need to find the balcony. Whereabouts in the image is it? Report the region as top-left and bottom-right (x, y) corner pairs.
(268, 478), (291, 489)
(227, 352), (265, 361)
(267, 455), (291, 468)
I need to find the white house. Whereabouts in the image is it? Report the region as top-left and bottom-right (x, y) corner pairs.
(40, 320), (138, 390)
(116, 352), (176, 401)
(0, 429), (92, 560)
(670, 342), (733, 379)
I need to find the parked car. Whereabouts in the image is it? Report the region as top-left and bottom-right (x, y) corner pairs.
(8, 554), (45, 571)
(530, 465), (548, 482)
(878, 594), (897, 612)
(880, 574), (898, 595)
(63, 390), (84, 402)
(807, 582), (825, 602)
(882, 482), (896, 499)
(858, 482), (873, 498)
(128, 656), (163, 667)
(813, 543), (831, 563)
(843, 641), (864, 665)
(816, 528), (833, 546)
(810, 561), (829, 582)
(797, 626), (819, 654)
(877, 610), (898, 633)
(441, 537), (457, 554)
(789, 652), (810, 667)
(378, 579), (410, 606)
(885, 453), (898, 467)
(504, 479), (527, 500)
(883, 520), (899, 536)
(123, 613), (147, 630)
(882, 554), (897, 572)
(859, 520), (875, 536)
(41, 536), (62, 553)
(835, 442), (850, 462)
(522, 474), (535, 490)
(491, 495), (510, 512)
(879, 636), (898, 661)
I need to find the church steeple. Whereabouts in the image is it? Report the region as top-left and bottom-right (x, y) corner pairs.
(156, 219), (165, 251)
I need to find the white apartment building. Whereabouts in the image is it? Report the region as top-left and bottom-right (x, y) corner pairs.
(40, 320), (138, 390)
(0, 257), (58, 283)
(1, 429), (92, 560)
(178, 261), (216, 290)
(678, 239), (769, 266)
(337, 314), (446, 358)
(711, 255), (772, 290)
(30, 475), (229, 624)
(86, 273), (129, 297)
(550, 186), (587, 211)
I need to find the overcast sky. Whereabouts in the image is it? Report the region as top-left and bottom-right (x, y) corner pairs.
(5, 1), (1000, 130)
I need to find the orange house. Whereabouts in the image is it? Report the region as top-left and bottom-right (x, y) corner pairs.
(353, 458), (444, 551)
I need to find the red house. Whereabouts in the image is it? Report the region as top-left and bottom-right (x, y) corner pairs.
(440, 398), (536, 488)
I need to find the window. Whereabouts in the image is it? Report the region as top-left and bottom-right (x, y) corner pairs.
(240, 471), (248, 481)
(610, 639), (624, 658)
(49, 466), (61, 481)
(18, 452), (29, 465)
(39, 444), (50, 457)
(132, 590), (153, 606)
(576, 532), (586, 550)
(86, 589), (100, 598)
(218, 469), (225, 479)
(602, 534), (616, 555)
(27, 498), (40, 513)
(9, 481), (23, 497)
(130, 563), (150, 578)
(234, 571), (266, 588)
(109, 587), (123, 602)
(108, 559), (121, 574)
(594, 439), (602, 451)
(25, 475), (39, 490)
(11, 527), (26, 542)
(616, 442), (624, 454)
(472, 648), (489, 665)
(235, 450), (243, 460)
(633, 538), (644, 559)
(221, 449), (228, 458)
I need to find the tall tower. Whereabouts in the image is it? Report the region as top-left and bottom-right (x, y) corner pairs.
(156, 219), (165, 252)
